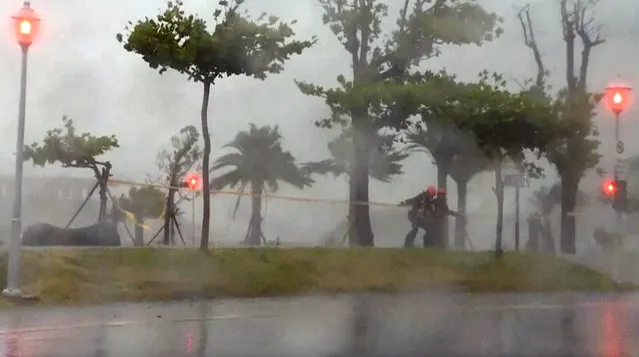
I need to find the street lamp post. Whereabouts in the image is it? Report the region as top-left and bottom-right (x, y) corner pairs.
(3, 1), (40, 298)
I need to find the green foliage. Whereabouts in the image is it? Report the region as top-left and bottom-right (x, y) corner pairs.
(116, 0), (316, 83)
(544, 90), (602, 179)
(118, 186), (166, 222)
(302, 128), (409, 183)
(317, 0), (501, 77)
(24, 116), (119, 168)
(388, 0), (502, 65)
(298, 0), (501, 130)
(211, 124), (313, 193)
(418, 71), (560, 176)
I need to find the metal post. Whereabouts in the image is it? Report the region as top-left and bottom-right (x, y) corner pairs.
(3, 45), (29, 298)
(613, 111), (621, 281)
(614, 112), (621, 223)
(614, 113), (620, 151)
(192, 191), (195, 246)
(515, 186), (520, 251)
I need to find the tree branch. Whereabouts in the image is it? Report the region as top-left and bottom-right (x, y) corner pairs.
(561, 0), (577, 91)
(574, 0), (604, 91)
(517, 5), (545, 89)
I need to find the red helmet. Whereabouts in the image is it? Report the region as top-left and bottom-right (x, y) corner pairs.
(426, 185), (436, 195)
(437, 187), (446, 195)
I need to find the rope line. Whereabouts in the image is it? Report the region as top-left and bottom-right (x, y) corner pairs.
(107, 178), (588, 216)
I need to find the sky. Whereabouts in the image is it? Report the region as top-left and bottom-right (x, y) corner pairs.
(0, 0), (637, 247)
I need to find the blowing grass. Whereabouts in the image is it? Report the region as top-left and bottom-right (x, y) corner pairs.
(0, 248), (627, 305)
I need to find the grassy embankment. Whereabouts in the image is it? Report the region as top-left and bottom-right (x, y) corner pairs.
(0, 248), (629, 306)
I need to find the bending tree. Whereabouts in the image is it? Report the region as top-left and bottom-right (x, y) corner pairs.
(155, 125), (202, 245)
(118, 186), (165, 246)
(517, 1), (603, 254)
(24, 116), (119, 222)
(117, 0), (315, 250)
(210, 124), (313, 245)
(296, 0), (501, 246)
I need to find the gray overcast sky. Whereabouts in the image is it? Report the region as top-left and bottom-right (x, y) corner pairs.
(0, 0), (637, 245)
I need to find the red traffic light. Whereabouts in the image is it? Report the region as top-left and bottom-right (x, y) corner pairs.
(11, 2), (40, 47)
(184, 172), (201, 191)
(604, 83), (633, 115)
(602, 178), (616, 196)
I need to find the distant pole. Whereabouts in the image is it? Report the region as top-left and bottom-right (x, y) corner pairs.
(515, 186), (520, 251)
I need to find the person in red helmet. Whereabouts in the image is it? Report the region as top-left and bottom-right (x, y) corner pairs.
(431, 187), (460, 248)
(398, 185), (436, 247)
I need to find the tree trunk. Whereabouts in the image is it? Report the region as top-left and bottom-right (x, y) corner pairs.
(526, 215), (541, 252)
(542, 215), (556, 254)
(347, 178), (356, 247)
(436, 163), (448, 248)
(134, 219), (144, 247)
(163, 188), (177, 245)
(494, 162), (504, 257)
(454, 180), (468, 249)
(97, 165), (110, 223)
(248, 182), (263, 246)
(560, 176), (578, 254)
(170, 217), (176, 245)
(200, 81), (212, 250)
(350, 127), (374, 247)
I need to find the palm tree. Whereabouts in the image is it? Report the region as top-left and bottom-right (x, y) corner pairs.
(405, 124), (491, 248)
(210, 124), (313, 245)
(301, 128), (409, 246)
(302, 128), (408, 182)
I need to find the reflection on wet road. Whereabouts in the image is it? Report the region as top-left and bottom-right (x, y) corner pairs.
(0, 292), (637, 356)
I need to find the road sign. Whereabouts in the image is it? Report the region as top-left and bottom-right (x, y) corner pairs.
(616, 141), (624, 154)
(504, 173), (529, 188)
(614, 157), (629, 178)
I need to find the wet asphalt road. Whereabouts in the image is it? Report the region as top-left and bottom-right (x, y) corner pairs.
(0, 292), (637, 356)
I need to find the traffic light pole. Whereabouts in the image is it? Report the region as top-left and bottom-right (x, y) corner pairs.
(515, 186), (520, 251)
(612, 111), (621, 282)
(614, 112), (622, 223)
(614, 113), (620, 150)
(192, 190), (195, 246)
(3, 44), (29, 298)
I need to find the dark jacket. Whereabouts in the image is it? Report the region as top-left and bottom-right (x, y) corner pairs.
(400, 192), (434, 217)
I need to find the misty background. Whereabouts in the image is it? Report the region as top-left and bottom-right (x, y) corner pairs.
(0, 0), (637, 249)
